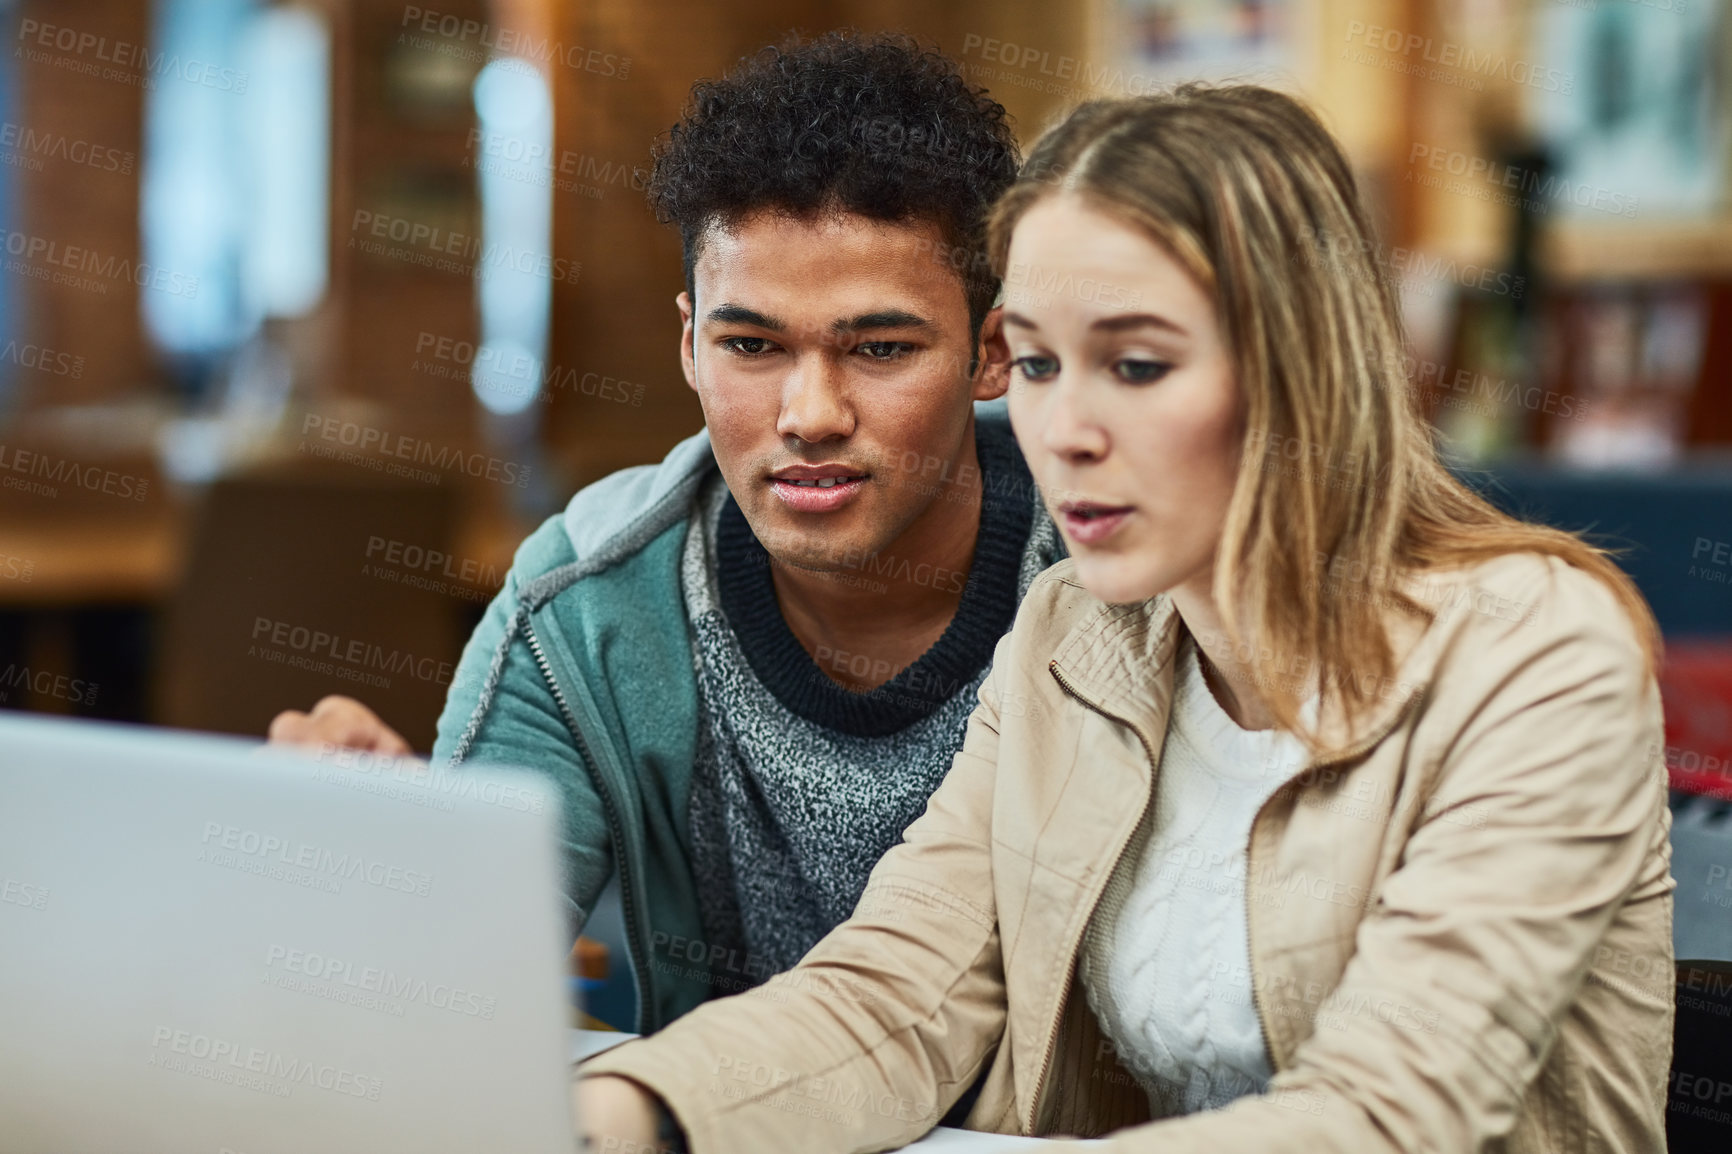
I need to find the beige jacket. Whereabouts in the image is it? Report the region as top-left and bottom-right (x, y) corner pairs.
(584, 553), (1675, 1153)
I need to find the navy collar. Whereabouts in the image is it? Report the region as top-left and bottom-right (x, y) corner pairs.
(715, 420), (1034, 737)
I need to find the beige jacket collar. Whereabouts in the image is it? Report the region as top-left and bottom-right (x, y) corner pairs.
(1048, 586), (1453, 772)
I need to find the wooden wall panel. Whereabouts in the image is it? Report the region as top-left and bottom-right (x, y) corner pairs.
(13, 0), (148, 407)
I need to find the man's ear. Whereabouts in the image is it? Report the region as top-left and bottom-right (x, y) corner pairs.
(677, 291), (697, 392)
(972, 305), (1011, 402)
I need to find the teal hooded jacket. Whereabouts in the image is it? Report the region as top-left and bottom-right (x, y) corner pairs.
(431, 402), (1056, 1033)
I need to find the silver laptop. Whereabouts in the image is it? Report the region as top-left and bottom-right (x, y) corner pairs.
(0, 712), (578, 1154)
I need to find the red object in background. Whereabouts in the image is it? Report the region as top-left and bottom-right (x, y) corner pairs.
(1659, 641), (1732, 799)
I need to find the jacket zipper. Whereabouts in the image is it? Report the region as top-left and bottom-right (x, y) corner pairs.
(1025, 660), (1161, 1134)
(1242, 706), (1423, 1075)
(1243, 858), (1280, 1075)
(524, 613), (654, 1033)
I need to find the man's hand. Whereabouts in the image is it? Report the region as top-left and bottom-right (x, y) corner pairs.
(267, 695), (413, 755)
(575, 1075), (675, 1152)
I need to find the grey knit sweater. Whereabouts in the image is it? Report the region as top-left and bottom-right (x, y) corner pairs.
(679, 424), (1057, 989)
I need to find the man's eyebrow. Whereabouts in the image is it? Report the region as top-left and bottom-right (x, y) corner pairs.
(833, 309), (934, 334)
(705, 303), (785, 331)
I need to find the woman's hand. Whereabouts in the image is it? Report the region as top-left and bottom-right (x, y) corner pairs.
(576, 1074), (676, 1152)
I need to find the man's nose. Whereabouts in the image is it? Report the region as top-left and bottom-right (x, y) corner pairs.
(777, 356), (854, 443)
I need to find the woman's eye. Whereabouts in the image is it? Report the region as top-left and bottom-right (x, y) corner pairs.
(1115, 358), (1171, 384)
(1012, 355), (1058, 381)
(856, 341), (913, 361)
(721, 337), (774, 356)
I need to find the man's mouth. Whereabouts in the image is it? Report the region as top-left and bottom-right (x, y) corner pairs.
(769, 465), (871, 512)
(769, 464), (870, 486)
(780, 475), (865, 488)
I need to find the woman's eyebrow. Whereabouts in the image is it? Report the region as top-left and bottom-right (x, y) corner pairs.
(1003, 310), (1188, 337)
(1092, 312), (1187, 335)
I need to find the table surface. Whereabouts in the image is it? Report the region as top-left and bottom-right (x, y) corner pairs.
(571, 1030), (1097, 1150)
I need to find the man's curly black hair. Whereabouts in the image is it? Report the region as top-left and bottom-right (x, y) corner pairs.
(647, 30), (1020, 343)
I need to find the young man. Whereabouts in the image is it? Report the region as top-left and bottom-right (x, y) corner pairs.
(269, 32), (1060, 1035)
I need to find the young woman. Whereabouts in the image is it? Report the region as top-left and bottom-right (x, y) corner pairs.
(576, 85), (1673, 1153)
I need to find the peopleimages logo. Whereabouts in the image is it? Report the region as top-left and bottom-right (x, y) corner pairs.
(1002, 258), (1142, 311)
(148, 1026), (382, 1100)
(0, 121), (134, 174)
(0, 443), (150, 501)
(313, 744), (548, 815)
(0, 227), (199, 297)
(398, 5), (630, 78)
(710, 1054), (938, 1127)
(365, 535), (501, 589)
(1, 876), (51, 911)
(1343, 21), (1573, 93)
(0, 338), (85, 378)
(412, 331), (644, 407)
(16, 19), (249, 93)
(349, 210), (582, 286)
(464, 128), (646, 195)
(1297, 229), (1526, 301)
(264, 944), (498, 1019)
(1408, 143), (1638, 219)
(0, 662), (99, 706)
(250, 616), (455, 689)
(959, 33), (1161, 99)
(198, 821), (435, 897)
(299, 413), (532, 489)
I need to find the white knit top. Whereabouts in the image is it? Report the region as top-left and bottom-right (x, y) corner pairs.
(1080, 631), (1319, 1117)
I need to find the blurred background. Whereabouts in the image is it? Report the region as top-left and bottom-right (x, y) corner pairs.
(0, 0), (1729, 977)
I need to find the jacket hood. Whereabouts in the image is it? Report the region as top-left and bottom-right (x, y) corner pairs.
(560, 427), (716, 571)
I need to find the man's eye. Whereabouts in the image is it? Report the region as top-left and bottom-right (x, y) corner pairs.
(1012, 355), (1058, 381)
(721, 337), (774, 355)
(1115, 359), (1171, 384)
(856, 341), (913, 361)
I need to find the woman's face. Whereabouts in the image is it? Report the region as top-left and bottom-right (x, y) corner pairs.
(1004, 194), (1244, 606)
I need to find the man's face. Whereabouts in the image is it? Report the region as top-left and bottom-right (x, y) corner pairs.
(680, 210), (1006, 573)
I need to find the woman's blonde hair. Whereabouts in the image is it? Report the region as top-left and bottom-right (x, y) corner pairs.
(987, 85), (1661, 746)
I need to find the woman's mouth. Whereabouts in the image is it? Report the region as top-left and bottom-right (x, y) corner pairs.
(1059, 501), (1133, 545)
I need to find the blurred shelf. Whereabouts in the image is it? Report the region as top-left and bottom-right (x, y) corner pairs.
(1459, 449), (1732, 479)
(0, 481), (529, 611)
(1540, 218), (1732, 284)
(0, 510), (187, 608)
